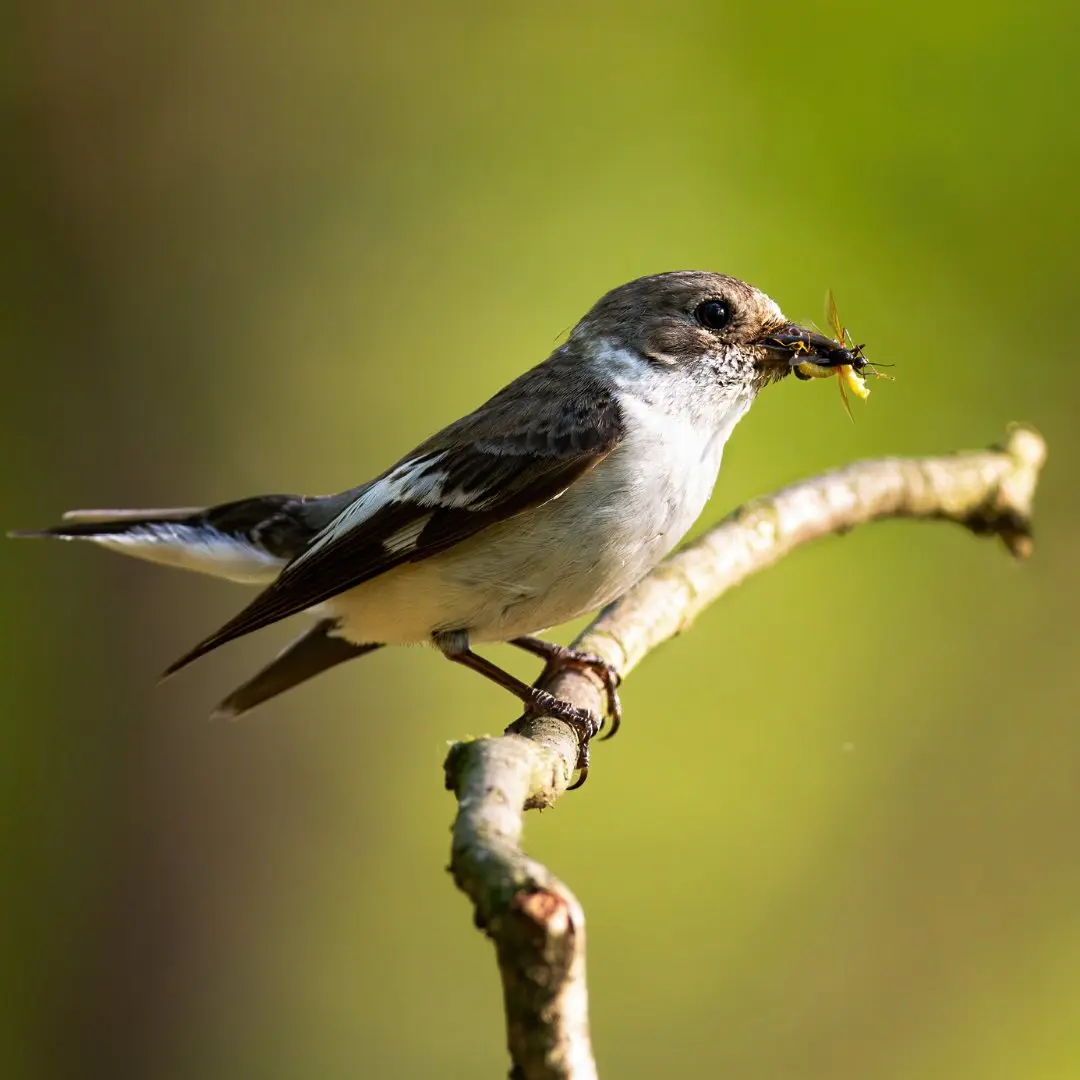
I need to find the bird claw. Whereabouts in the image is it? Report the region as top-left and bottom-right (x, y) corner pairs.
(504, 636), (624, 789)
(531, 652), (623, 788)
(540, 647), (623, 741)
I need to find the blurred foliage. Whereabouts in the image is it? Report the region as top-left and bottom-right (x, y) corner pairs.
(3, 2), (1080, 1078)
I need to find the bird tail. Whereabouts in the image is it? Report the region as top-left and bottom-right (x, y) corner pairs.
(8, 495), (321, 584)
(210, 620), (381, 720)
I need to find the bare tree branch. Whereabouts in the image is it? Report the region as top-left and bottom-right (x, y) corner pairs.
(444, 424), (1046, 1080)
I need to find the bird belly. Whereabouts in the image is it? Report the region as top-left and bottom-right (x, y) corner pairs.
(325, 399), (739, 646)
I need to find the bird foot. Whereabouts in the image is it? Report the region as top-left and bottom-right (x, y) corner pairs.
(517, 688), (602, 790)
(508, 637), (624, 790)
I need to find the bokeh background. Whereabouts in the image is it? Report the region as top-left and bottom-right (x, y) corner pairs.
(4, 2), (1079, 1078)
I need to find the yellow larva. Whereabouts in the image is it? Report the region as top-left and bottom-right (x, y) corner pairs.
(795, 359), (869, 420)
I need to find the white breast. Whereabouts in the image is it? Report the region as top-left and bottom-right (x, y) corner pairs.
(327, 355), (754, 646)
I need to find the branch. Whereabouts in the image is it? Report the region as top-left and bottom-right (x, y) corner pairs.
(443, 424), (1046, 1079)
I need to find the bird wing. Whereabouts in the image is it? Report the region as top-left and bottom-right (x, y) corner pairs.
(164, 367), (623, 675)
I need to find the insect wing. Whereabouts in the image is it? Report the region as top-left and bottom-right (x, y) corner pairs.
(825, 288), (855, 350)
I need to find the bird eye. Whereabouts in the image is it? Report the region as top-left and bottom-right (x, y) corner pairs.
(695, 298), (733, 331)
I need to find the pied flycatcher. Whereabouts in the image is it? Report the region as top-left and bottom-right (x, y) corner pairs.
(13, 271), (852, 775)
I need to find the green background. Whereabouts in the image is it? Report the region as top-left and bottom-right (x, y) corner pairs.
(4, 3), (1079, 1077)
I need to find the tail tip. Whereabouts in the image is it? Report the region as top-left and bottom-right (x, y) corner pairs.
(160, 633), (225, 683)
(159, 654), (196, 683)
(209, 703), (242, 723)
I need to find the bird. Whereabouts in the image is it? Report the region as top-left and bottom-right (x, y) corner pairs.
(11, 271), (844, 779)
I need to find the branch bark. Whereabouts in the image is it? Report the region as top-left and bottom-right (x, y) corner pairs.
(443, 424), (1046, 1080)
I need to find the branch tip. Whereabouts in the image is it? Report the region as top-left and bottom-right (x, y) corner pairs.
(1002, 422), (1047, 471)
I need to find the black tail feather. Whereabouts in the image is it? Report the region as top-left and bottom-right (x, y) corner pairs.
(210, 620), (381, 720)
(9, 495), (320, 554)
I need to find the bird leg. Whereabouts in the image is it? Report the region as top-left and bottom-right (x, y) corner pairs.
(509, 635), (622, 741)
(435, 631), (602, 788)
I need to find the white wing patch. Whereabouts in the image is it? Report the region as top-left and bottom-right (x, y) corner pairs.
(78, 523), (286, 584)
(293, 453), (478, 567)
(381, 513), (435, 554)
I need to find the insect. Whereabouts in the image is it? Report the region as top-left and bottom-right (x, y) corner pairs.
(792, 291), (892, 421)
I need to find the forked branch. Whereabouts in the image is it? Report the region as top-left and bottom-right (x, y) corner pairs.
(443, 424), (1046, 1080)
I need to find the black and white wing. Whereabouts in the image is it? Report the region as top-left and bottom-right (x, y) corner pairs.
(164, 369), (623, 675)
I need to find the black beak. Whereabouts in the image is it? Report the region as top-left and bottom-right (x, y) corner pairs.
(756, 324), (863, 369)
